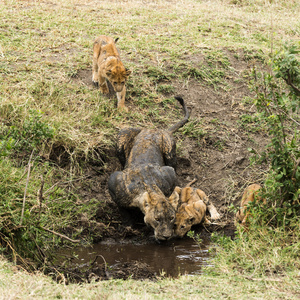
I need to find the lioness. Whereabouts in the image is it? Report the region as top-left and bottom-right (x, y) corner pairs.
(92, 35), (131, 110)
(174, 186), (220, 238)
(108, 96), (190, 241)
(235, 183), (263, 226)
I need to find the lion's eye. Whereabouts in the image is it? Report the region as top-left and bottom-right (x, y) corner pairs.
(180, 225), (186, 229)
(113, 82), (118, 85)
(155, 217), (160, 222)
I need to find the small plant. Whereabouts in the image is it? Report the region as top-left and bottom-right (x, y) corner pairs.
(179, 118), (207, 143)
(0, 136), (15, 157)
(238, 114), (265, 132)
(2, 110), (55, 154)
(156, 84), (174, 94)
(187, 230), (202, 247)
(145, 66), (172, 82)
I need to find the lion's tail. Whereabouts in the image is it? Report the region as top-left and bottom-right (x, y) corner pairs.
(168, 96), (190, 134)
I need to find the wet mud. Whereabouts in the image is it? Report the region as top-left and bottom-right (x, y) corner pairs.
(53, 237), (212, 282)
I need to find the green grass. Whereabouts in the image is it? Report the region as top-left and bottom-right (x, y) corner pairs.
(0, 255), (299, 300)
(211, 219), (300, 275)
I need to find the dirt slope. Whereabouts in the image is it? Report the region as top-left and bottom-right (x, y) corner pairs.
(71, 49), (267, 244)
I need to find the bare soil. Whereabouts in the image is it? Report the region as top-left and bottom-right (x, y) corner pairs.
(58, 49), (267, 282)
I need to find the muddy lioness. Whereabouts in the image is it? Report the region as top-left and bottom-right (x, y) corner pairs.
(174, 186), (220, 238)
(235, 184), (263, 226)
(108, 96), (190, 241)
(92, 35), (131, 110)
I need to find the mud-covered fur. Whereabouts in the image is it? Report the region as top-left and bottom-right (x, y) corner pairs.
(92, 35), (131, 110)
(236, 184), (263, 226)
(108, 97), (189, 241)
(174, 186), (220, 238)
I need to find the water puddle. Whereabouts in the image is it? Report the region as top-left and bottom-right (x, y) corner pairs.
(56, 237), (212, 278)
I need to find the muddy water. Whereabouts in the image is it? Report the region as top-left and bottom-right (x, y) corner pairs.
(57, 238), (212, 277)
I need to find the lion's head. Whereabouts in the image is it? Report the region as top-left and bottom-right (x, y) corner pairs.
(173, 187), (209, 238)
(139, 186), (179, 241)
(106, 59), (131, 93)
(174, 200), (207, 238)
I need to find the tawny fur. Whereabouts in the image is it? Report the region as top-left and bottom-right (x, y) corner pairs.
(174, 186), (220, 238)
(235, 184), (264, 226)
(92, 35), (131, 110)
(108, 97), (190, 241)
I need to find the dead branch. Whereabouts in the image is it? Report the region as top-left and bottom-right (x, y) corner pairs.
(185, 177), (198, 187)
(39, 226), (80, 243)
(37, 175), (44, 221)
(20, 150), (34, 226)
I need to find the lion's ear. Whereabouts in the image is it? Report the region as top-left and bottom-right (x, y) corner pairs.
(140, 190), (159, 207)
(139, 192), (151, 213)
(169, 190), (180, 209)
(125, 69), (131, 77)
(174, 186), (181, 195)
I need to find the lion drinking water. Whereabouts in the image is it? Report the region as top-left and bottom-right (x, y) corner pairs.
(174, 185), (220, 238)
(108, 96), (190, 241)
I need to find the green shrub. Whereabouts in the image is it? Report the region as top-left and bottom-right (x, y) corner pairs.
(249, 43), (300, 226)
(212, 44), (300, 276)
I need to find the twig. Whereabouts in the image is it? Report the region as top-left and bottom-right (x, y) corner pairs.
(91, 254), (111, 279)
(38, 175), (44, 221)
(44, 175), (91, 196)
(91, 254), (107, 268)
(20, 150), (34, 226)
(284, 73), (300, 95)
(185, 177), (198, 187)
(39, 226), (80, 243)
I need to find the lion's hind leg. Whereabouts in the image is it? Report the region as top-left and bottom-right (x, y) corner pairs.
(195, 189), (220, 220)
(117, 128), (141, 168)
(161, 132), (177, 169)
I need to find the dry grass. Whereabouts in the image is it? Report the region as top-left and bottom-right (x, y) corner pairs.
(1, 0), (299, 161)
(1, 0), (300, 298)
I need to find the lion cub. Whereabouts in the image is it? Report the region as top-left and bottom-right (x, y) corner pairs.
(92, 35), (131, 110)
(174, 186), (220, 238)
(235, 184), (263, 226)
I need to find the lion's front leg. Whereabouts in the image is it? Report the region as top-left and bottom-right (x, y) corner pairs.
(92, 43), (100, 86)
(196, 189), (220, 220)
(92, 61), (98, 86)
(116, 86), (127, 111)
(98, 73), (109, 94)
